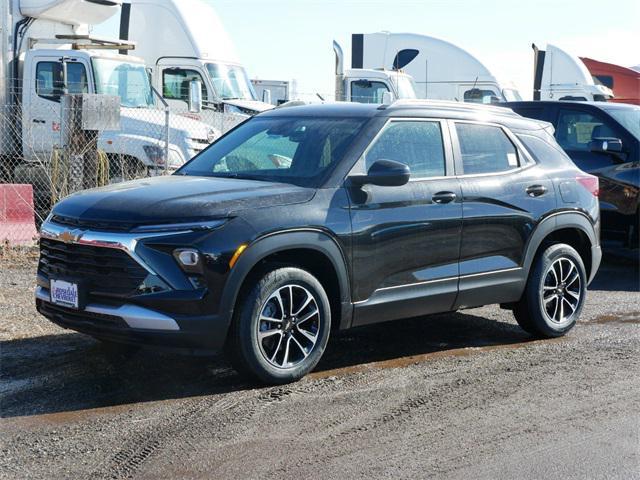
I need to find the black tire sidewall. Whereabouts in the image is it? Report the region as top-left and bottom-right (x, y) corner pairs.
(527, 243), (587, 336)
(236, 267), (331, 384)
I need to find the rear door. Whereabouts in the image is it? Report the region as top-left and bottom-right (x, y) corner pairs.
(348, 118), (463, 325)
(450, 120), (555, 308)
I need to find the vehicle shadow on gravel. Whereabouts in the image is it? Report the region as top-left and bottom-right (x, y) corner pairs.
(1, 311), (532, 419)
(590, 254), (639, 292)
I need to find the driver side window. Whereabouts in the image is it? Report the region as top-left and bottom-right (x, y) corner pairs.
(162, 68), (208, 102)
(365, 121), (446, 179)
(351, 80), (390, 104)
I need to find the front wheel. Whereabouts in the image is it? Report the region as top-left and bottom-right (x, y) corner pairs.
(227, 267), (331, 384)
(514, 243), (587, 338)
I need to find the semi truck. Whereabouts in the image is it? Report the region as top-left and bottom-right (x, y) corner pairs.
(532, 44), (614, 102)
(346, 32), (522, 104)
(121, 0), (273, 130)
(0, 0), (218, 182)
(333, 40), (418, 103)
(580, 57), (640, 105)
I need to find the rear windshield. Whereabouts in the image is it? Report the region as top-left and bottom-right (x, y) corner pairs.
(178, 116), (367, 187)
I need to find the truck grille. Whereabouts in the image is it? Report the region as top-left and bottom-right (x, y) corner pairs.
(38, 238), (148, 298)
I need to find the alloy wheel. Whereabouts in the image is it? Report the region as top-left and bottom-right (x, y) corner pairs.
(257, 284), (321, 369)
(541, 257), (582, 324)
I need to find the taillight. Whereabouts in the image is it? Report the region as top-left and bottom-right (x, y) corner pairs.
(576, 174), (599, 197)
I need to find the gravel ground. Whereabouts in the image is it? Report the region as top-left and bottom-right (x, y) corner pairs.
(0, 252), (638, 479)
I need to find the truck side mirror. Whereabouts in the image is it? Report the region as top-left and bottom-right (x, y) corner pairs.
(262, 89), (272, 104)
(381, 91), (395, 105)
(589, 137), (623, 155)
(188, 79), (203, 113)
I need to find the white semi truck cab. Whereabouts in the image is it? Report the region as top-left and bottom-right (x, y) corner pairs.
(333, 41), (418, 103)
(347, 32), (522, 104)
(1, 0), (216, 178)
(123, 0), (273, 129)
(533, 44), (614, 102)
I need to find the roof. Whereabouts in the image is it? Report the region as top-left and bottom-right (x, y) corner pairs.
(262, 100), (546, 130)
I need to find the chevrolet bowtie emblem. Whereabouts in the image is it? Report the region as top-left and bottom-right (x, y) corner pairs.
(58, 229), (83, 244)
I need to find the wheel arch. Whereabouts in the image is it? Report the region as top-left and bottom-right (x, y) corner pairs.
(524, 212), (598, 283)
(219, 229), (353, 339)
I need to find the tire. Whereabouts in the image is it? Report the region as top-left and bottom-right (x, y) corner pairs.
(514, 243), (587, 338)
(227, 267), (332, 384)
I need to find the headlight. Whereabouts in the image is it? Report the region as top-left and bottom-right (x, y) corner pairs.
(131, 219), (228, 234)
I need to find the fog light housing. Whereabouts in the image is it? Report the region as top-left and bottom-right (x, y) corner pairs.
(173, 248), (202, 273)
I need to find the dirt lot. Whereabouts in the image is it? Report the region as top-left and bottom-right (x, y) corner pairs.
(1, 252), (639, 479)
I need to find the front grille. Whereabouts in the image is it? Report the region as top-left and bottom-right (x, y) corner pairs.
(39, 238), (148, 298)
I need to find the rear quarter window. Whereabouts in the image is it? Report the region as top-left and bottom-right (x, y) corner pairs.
(517, 134), (573, 165)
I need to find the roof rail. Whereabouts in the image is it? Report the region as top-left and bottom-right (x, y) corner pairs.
(387, 98), (519, 115)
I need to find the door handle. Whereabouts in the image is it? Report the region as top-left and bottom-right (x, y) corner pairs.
(32, 119), (46, 124)
(525, 185), (547, 197)
(432, 191), (457, 204)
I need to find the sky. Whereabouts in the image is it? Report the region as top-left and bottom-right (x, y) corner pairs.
(93, 0), (640, 100)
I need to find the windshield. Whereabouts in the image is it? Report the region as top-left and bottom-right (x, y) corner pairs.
(392, 75), (418, 99)
(606, 107), (640, 140)
(92, 58), (154, 108)
(205, 63), (257, 101)
(178, 116), (367, 187)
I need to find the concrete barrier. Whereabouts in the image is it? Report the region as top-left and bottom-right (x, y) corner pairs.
(0, 184), (38, 245)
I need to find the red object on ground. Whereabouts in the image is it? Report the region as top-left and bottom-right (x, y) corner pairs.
(0, 184), (38, 245)
(581, 57), (640, 105)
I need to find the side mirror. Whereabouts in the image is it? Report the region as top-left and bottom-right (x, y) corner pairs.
(589, 137), (623, 154)
(381, 90), (395, 104)
(262, 89), (272, 104)
(350, 159), (410, 187)
(188, 79), (203, 113)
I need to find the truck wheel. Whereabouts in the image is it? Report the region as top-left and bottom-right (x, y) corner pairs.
(514, 243), (587, 338)
(227, 267), (331, 384)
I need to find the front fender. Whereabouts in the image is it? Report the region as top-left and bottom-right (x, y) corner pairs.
(218, 229), (352, 333)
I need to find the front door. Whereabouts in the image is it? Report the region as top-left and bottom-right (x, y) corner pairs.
(449, 120), (555, 308)
(348, 118), (462, 326)
(24, 55), (90, 160)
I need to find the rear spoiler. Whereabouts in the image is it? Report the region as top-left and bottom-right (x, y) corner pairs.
(532, 44), (545, 101)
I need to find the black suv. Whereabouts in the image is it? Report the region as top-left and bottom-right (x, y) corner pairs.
(506, 101), (639, 246)
(36, 101), (602, 384)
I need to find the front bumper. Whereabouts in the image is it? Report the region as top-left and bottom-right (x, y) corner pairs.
(36, 287), (228, 354)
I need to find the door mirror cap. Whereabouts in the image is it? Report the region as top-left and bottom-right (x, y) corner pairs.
(350, 159), (410, 187)
(589, 137), (623, 154)
(188, 79), (203, 113)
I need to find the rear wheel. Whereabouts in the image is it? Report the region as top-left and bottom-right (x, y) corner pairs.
(227, 267), (331, 384)
(514, 243), (587, 337)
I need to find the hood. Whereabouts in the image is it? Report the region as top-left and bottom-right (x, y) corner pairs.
(224, 98), (274, 114)
(51, 175), (314, 227)
(111, 107), (216, 142)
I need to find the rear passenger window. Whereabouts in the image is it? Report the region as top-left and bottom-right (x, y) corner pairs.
(365, 121), (446, 179)
(455, 123), (519, 175)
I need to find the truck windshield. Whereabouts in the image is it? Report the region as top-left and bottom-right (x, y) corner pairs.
(606, 107), (640, 140)
(205, 63), (257, 101)
(92, 58), (154, 108)
(177, 116), (367, 187)
(392, 75), (418, 99)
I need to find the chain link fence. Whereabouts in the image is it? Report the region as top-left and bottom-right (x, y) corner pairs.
(0, 81), (253, 244)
